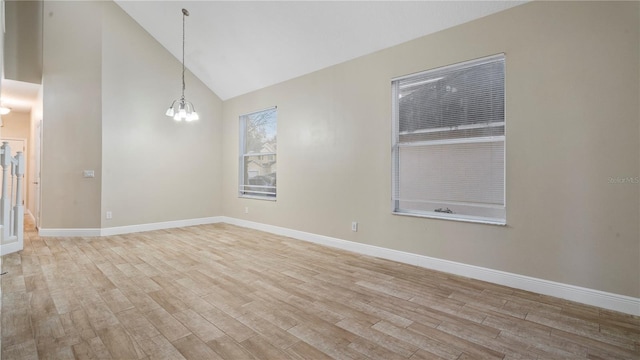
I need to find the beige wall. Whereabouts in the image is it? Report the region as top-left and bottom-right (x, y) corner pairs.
(221, 1), (640, 297)
(42, 1), (102, 228)
(100, 3), (222, 227)
(27, 86), (43, 220)
(1, 111), (30, 140)
(4, 0), (43, 84)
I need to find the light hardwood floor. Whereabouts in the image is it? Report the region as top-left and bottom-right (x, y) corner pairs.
(1, 219), (639, 359)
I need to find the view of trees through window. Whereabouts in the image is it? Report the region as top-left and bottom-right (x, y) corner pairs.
(240, 108), (277, 198)
(398, 60), (505, 142)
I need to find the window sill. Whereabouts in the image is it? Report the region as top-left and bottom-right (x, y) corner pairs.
(239, 195), (277, 202)
(392, 210), (506, 226)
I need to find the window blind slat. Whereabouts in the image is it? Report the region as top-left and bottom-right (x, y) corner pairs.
(392, 54), (506, 224)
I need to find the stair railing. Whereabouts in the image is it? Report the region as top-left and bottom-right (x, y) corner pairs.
(0, 141), (25, 255)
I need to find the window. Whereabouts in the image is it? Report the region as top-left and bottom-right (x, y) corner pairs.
(239, 107), (277, 199)
(392, 54), (505, 224)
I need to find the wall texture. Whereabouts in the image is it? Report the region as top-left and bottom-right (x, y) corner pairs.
(221, 1), (640, 297)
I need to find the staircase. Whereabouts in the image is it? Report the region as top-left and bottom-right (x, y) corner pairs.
(0, 141), (25, 256)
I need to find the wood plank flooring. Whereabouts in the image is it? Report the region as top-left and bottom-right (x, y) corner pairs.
(1, 219), (639, 359)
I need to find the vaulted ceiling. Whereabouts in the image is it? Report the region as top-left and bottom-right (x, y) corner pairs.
(115, 1), (525, 101)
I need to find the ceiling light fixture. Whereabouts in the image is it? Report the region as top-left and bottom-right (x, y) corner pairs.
(0, 106), (11, 115)
(165, 8), (199, 122)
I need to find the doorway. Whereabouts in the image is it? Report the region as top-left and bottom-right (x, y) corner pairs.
(0, 80), (43, 230)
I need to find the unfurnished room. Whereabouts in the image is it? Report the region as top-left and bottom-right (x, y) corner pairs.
(0, 0), (638, 359)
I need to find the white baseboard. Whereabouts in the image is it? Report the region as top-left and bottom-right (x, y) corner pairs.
(100, 217), (224, 236)
(25, 209), (36, 224)
(220, 217), (640, 316)
(38, 228), (101, 237)
(39, 217), (224, 237)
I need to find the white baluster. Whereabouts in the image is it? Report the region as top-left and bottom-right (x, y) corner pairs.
(0, 142), (11, 242)
(10, 160), (15, 236)
(13, 151), (25, 244)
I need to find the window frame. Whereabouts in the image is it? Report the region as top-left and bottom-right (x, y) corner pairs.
(391, 54), (506, 225)
(239, 107), (277, 201)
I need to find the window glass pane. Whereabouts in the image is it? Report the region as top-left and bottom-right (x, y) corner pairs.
(397, 141), (504, 219)
(242, 155), (277, 197)
(393, 55), (505, 224)
(398, 59), (504, 135)
(240, 108), (277, 199)
(244, 109), (277, 153)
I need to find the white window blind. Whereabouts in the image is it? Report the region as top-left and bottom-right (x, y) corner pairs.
(392, 54), (505, 224)
(239, 107), (277, 199)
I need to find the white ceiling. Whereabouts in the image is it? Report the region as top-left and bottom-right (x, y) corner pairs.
(0, 79), (40, 113)
(115, 1), (526, 100)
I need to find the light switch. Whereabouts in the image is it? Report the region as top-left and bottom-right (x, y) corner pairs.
(83, 170), (95, 178)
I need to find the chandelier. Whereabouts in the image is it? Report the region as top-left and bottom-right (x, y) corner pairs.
(165, 8), (199, 122)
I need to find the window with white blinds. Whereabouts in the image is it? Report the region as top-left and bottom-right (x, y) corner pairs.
(239, 107), (277, 199)
(392, 54), (505, 224)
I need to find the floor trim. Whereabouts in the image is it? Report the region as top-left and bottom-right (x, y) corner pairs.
(38, 228), (102, 237)
(39, 217), (224, 237)
(221, 217), (640, 316)
(25, 209), (36, 225)
(100, 217), (224, 236)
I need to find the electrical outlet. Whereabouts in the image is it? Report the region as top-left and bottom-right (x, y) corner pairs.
(351, 221), (358, 232)
(106, 211), (112, 220)
(245, 207), (249, 214)
(83, 170), (95, 178)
